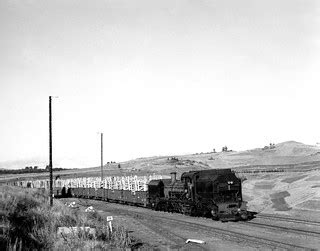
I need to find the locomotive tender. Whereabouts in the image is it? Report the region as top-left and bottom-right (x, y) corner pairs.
(66, 169), (249, 221)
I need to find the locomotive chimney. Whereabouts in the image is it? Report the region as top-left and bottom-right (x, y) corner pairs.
(170, 172), (177, 183)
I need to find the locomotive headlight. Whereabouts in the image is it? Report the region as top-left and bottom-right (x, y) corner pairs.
(227, 181), (233, 185)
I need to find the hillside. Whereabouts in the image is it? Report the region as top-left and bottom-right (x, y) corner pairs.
(2, 141), (320, 180)
(243, 169), (320, 219)
(0, 157), (93, 170)
(116, 141), (320, 175)
(2, 141), (320, 173)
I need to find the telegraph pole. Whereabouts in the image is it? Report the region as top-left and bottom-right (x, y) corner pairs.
(101, 133), (104, 180)
(49, 96), (53, 206)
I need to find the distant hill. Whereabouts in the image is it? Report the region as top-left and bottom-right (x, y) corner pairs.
(0, 157), (90, 170)
(0, 158), (48, 170)
(1, 141), (320, 174)
(115, 141), (320, 175)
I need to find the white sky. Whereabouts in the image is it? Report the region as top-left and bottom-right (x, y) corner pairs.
(1, 0), (320, 168)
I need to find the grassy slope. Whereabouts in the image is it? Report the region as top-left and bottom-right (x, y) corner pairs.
(0, 186), (133, 250)
(117, 141), (320, 173)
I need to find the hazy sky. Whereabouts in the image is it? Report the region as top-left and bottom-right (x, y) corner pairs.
(1, 0), (320, 168)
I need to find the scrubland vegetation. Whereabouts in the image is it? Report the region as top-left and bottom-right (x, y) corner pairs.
(0, 186), (133, 250)
(0, 167), (68, 175)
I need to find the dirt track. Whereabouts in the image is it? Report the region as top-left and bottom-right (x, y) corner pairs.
(61, 198), (320, 250)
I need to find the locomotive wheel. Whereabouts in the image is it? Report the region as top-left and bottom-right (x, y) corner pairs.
(172, 201), (182, 213)
(169, 201), (180, 213)
(153, 199), (161, 211)
(240, 213), (248, 220)
(164, 201), (170, 212)
(211, 208), (219, 220)
(155, 200), (165, 211)
(212, 215), (219, 221)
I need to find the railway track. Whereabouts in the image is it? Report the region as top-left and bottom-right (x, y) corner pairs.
(241, 221), (320, 237)
(76, 199), (189, 248)
(75, 199), (314, 250)
(147, 214), (311, 250)
(257, 213), (320, 226)
(163, 219), (310, 250)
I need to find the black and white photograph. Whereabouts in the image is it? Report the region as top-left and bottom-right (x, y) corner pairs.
(0, 0), (320, 250)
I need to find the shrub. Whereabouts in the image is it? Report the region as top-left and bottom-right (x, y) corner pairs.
(0, 186), (133, 250)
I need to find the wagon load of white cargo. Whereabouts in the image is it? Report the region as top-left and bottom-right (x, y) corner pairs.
(14, 174), (165, 192)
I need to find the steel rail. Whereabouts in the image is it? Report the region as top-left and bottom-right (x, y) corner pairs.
(151, 215), (312, 250)
(241, 221), (320, 237)
(257, 213), (320, 226)
(75, 199), (311, 250)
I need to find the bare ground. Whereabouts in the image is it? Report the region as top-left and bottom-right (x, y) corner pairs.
(61, 198), (320, 250)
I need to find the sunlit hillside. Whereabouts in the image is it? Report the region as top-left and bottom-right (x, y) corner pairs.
(117, 141), (320, 174)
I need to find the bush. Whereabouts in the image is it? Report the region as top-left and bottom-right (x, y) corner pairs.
(0, 186), (133, 250)
(0, 188), (55, 250)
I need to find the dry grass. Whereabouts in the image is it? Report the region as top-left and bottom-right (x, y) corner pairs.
(0, 186), (133, 250)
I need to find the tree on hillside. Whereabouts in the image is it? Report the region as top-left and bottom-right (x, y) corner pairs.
(222, 146), (228, 152)
(269, 143), (276, 149)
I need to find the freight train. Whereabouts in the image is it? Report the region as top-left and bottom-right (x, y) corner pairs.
(57, 169), (249, 221)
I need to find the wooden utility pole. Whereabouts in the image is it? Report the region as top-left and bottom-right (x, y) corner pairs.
(49, 96), (53, 206)
(101, 133), (104, 180)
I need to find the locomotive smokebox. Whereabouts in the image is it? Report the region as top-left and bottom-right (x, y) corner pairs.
(170, 172), (177, 183)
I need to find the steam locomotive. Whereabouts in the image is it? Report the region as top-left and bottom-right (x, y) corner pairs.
(66, 169), (249, 221)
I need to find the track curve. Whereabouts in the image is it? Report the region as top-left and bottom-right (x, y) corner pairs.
(73, 198), (318, 250)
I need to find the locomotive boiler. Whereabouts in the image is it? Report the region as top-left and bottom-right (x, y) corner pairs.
(148, 169), (248, 220)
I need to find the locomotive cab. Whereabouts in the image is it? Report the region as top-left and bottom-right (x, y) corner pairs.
(147, 180), (164, 208)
